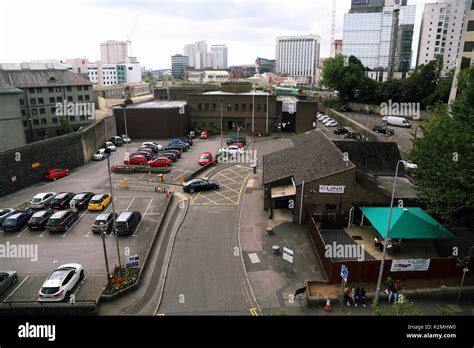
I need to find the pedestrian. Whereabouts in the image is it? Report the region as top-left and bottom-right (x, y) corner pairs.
(353, 287), (360, 307)
(343, 287), (351, 307)
(350, 288), (356, 306)
(356, 287), (367, 307)
(388, 281), (399, 303)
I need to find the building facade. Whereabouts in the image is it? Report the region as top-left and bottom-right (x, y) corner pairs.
(460, 0), (474, 69)
(275, 35), (320, 85)
(332, 39), (343, 56)
(256, 57), (276, 74)
(0, 63), (94, 142)
(211, 45), (228, 69)
(343, 1), (415, 70)
(100, 40), (129, 64)
(417, 0), (468, 74)
(117, 63), (142, 84)
(171, 55), (189, 79)
(0, 80), (27, 151)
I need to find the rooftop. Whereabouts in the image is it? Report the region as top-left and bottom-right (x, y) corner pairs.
(199, 90), (270, 96)
(113, 100), (187, 109)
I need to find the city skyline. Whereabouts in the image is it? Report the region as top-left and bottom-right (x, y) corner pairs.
(0, 0), (431, 69)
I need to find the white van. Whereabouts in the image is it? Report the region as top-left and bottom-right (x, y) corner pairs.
(382, 116), (411, 128)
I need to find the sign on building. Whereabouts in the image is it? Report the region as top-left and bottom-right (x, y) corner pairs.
(125, 255), (140, 268)
(390, 259), (430, 272)
(319, 185), (346, 194)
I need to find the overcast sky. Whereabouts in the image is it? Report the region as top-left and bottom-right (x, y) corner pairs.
(0, 0), (431, 70)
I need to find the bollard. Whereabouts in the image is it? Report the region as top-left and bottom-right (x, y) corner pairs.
(158, 174), (164, 183)
(179, 175), (185, 185)
(123, 178), (129, 189)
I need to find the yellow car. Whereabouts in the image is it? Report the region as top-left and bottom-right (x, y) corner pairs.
(88, 193), (112, 211)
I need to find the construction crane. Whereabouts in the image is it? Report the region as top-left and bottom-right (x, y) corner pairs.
(126, 13), (140, 57)
(330, 0), (336, 58)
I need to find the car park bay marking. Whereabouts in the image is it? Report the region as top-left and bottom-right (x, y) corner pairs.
(2, 276), (29, 303)
(16, 227), (29, 238)
(73, 275), (87, 296)
(124, 197), (136, 211)
(132, 198), (153, 237)
(62, 210), (87, 238)
(249, 308), (259, 316)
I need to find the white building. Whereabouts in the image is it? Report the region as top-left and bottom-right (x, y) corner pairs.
(100, 40), (129, 64)
(86, 62), (118, 85)
(184, 44), (197, 67)
(203, 70), (229, 82)
(183, 40), (219, 69)
(211, 45), (228, 69)
(417, 0), (468, 74)
(117, 63), (142, 84)
(275, 35), (320, 85)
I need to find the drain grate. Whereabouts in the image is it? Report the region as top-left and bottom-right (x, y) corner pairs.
(352, 235), (363, 241)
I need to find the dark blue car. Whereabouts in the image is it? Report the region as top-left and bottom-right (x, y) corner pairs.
(169, 139), (190, 149)
(2, 211), (34, 232)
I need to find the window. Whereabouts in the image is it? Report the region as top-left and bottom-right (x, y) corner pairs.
(198, 103), (202, 111)
(55, 87), (61, 92)
(50, 97), (56, 103)
(85, 95), (90, 101)
(23, 120), (27, 126)
(77, 86), (82, 91)
(256, 104), (262, 112)
(39, 108), (45, 114)
(41, 119), (47, 125)
(84, 86), (89, 91)
(52, 117), (58, 124)
(33, 119), (39, 126)
(38, 98), (44, 104)
(227, 104), (232, 111)
(29, 88), (35, 94)
(264, 104), (267, 112)
(78, 95), (83, 101)
(211, 103), (216, 111)
(80, 115), (86, 121)
(204, 103), (209, 111)
(325, 204), (337, 210)
(56, 96), (62, 102)
(37, 88), (42, 93)
(242, 104), (247, 112)
(66, 86), (72, 92)
(30, 98), (36, 105)
(70, 116), (76, 122)
(249, 103), (253, 110)
(31, 109), (38, 115)
(67, 96), (73, 102)
(48, 87), (54, 93)
(235, 104), (239, 111)
(21, 110), (26, 116)
(19, 99), (24, 105)
(50, 107), (56, 114)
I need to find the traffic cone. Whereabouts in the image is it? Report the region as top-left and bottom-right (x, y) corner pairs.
(324, 298), (332, 312)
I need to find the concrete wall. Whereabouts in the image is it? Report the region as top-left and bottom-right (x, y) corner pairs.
(327, 109), (379, 141)
(0, 117), (116, 198)
(0, 93), (26, 151)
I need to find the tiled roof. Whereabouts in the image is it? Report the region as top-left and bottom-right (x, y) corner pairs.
(0, 68), (92, 89)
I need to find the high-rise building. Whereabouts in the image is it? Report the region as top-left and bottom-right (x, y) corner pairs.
(460, 0), (474, 69)
(171, 55), (189, 79)
(184, 44), (197, 68)
(275, 35), (320, 84)
(332, 39), (343, 56)
(211, 45), (228, 69)
(342, 0), (416, 71)
(100, 40), (129, 64)
(417, 0), (469, 74)
(256, 58), (276, 74)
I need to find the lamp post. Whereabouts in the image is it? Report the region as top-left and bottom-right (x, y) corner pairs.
(252, 84), (255, 133)
(121, 96), (133, 153)
(105, 149), (122, 269)
(457, 246), (474, 302)
(374, 160), (417, 304)
(220, 100), (223, 150)
(101, 229), (112, 293)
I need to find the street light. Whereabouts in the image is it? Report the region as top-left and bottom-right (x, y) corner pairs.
(101, 229), (112, 294)
(457, 246), (474, 302)
(374, 160), (418, 304)
(220, 100), (223, 150)
(105, 148), (122, 269)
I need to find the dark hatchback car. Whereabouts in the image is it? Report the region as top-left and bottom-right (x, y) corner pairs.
(50, 192), (75, 210)
(179, 137), (193, 146)
(2, 211), (34, 232)
(115, 211), (142, 235)
(27, 210), (54, 230)
(226, 135), (247, 145)
(0, 208), (15, 225)
(156, 152), (178, 162)
(333, 127), (348, 135)
(70, 192), (95, 210)
(46, 210), (79, 232)
(373, 124), (395, 136)
(183, 178), (219, 194)
(92, 212), (117, 234)
(109, 136), (123, 146)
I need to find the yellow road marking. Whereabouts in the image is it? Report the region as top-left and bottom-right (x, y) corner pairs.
(249, 308), (258, 316)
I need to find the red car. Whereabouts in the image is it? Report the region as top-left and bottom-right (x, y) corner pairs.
(198, 152), (213, 166)
(43, 168), (70, 181)
(231, 142), (245, 148)
(200, 130), (208, 139)
(147, 157), (172, 167)
(128, 155), (148, 165)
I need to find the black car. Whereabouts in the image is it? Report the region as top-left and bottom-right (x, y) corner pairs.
(166, 144), (187, 152)
(27, 210), (54, 230)
(50, 192), (75, 210)
(92, 212), (117, 234)
(339, 106), (353, 112)
(2, 211), (34, 232)
(109, 136), (123, 146)
(226, 135), (247, 145)
(156, 152), (178, 162)
(162, 148), (181, 158)
(183, 178), (219, 194)
(115, 211), (142, 235)
(70, 192), (95, 210)
(373, 125), (395, 136)
(333, 127), (348, 135)
(46, 209), (79, 232)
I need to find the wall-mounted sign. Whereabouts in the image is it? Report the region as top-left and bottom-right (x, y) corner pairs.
(31, 162), (40, 169)
(318, 185), (345, 194)
(390, 259), (430, 272)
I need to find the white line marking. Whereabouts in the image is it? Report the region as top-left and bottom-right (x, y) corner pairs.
(62, 210), (87, 238)
(132, 198), (153, 236)
(124, 197), (136, 211)
(248, 253), (261, 264)
(16, 227), (29, 238)
(53, 260), (58, 263)
(3, 276), (29, 302)
(39, 229), (48, 237)
(73, 275), (87, 295)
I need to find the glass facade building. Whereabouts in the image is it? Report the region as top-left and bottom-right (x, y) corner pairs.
(171, 55), (189, 79)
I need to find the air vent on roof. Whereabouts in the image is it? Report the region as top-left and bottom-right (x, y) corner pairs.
(48, 76), (57, 82)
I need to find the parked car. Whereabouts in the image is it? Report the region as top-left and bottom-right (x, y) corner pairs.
(103, 141), (116, 152)
(200, 130), (208, 139)
(325, 120), (338, 127)
(136, 151), (154, 161)
(137, 147), (154, 155)
(188, 131), (196, 139)
(198, 152), (213, 166)
(121, 134), (132, 143)
(179, 137), (193, 146)
(339, 106), (353, 112)
(28, 210), (54, 230)
(218, 145), (245, 157)
(50, 192), (75, 210)
(360, 106), (373, 114)
(30, 192), (56, 209)
(183, 178), (219, 194)
(148, 157), (172, 167)
(169, 139), (190, 149)
(141, 142), (163, 151)
(46, 209), (79, 232)
(382, 116), (411, 128)
(0, 271), (18, 296)
(38, 263), (84, 302)
(333, 127), (348, 135)
(43, 168), (70, 181)
(0, 208), (16, 225)
(109, 136), (123, 146)
(93, 148), (110, 161)
(88, 194), (112, 211)
(318, 115), (331, 122)
(226, 135), (247, 145)
(156, 152), (178, 162)
(92, 212), (117, 234)
(373, 124), (395, 135)
(161, 149), (181, 158)
(115, 211), (142, 235)
(128, 155), (148, 165)
(2, 211), (34, 232)
(70, 192), (95, 210)
(166, 144), (187, 152)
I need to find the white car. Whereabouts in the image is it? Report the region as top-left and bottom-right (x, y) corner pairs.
(218, 145), (245, 156)
(104, 141), (116, 152)
(142, 142), (163, 151)
(38, 263), (84, 302)
(30, 192), (57, 209)
(322, 118), (336, 125)
(121, 134), (132, 143)
(93, 148), (110, 161)
(325, 121), (338, 127)
(319, 115), (331, 122)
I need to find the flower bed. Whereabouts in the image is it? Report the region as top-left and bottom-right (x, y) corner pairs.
(102, 266), (140, 296)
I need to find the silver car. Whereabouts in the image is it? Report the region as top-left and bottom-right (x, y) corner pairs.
(93, 148), (109, 161)
(0, 271), (18, 296)
(30, 192), (57, 209)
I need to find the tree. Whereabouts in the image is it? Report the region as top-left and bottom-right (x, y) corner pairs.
(401, 60), (440, 107)
(410, 65), (474, 224)
(59, 116), (73, 134)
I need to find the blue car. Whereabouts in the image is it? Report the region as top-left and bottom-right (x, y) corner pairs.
(2, 211), (34, 232)
(169, 139), (190, 149)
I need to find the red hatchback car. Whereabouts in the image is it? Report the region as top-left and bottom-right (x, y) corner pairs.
(198, 152), (213, 166)
(128, 155), (148, 165)
(147, 157), (172, 167)
(200, 130), (208, 139)
(43, 168), (70, 181)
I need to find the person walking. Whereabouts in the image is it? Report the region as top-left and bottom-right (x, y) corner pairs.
(343, 287), (351, 307)
(356, 287), (367, 307)
(350, 288), (357, 306)
(388, 281), (399, 303)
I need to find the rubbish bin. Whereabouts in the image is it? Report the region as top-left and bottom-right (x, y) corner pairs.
(272, 245), (280, 254)
(266, 227), (273, 235)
